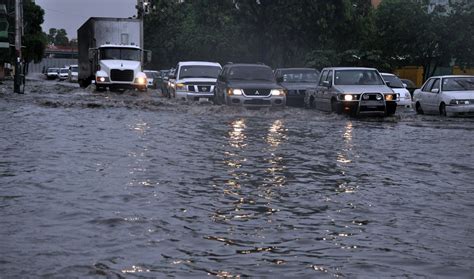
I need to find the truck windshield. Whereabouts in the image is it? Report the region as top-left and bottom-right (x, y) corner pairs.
(179, 66), (221, 79)
(100, 48), (141, 61)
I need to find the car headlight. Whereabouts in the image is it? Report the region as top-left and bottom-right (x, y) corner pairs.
(450, 99), (471, 105)
(271, 89), (285, 96)
(227, 88), (243, 96)
(385, 94), (395, 101)
(176, 83), (186, 90)
(344, 94), (353, 101)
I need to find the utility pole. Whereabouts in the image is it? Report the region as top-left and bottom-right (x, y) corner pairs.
(13, 0), (23, 93)
(136, 0), (151, 66)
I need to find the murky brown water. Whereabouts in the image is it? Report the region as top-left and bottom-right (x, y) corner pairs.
(1, 79), (473, 277)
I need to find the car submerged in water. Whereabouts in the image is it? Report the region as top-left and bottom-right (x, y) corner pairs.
(213, 63), (286, 107)
(413, 75), (474, 117)
(274, 68), (319, 107)
(305, 67), (397, 116)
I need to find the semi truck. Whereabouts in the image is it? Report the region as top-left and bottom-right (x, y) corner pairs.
(78, 17), (151, 91)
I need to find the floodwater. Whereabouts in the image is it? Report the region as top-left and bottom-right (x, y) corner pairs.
(1, 78), (473, 278)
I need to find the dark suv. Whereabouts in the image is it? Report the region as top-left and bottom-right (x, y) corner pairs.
(213, 63), (286, 107)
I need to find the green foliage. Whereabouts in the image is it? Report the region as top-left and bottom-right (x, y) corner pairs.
(47, 27), (69, 46)
(143, 0), (473, 79)
(23, 0), (47, 63)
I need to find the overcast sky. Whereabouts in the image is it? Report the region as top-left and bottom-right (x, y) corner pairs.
(35, 0), (137, 39)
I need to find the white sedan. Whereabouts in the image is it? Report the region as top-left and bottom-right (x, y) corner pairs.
(413, 75), (474, 116)
(381, 73), (412, 108)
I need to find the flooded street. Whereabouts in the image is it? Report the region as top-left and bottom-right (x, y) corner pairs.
(1, 78), (474, 278)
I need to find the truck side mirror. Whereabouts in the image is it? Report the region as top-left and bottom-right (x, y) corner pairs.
(322, 80), (331, 87)
(88, 48), (96, 61)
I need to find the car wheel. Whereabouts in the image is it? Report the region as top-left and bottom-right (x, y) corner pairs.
(415, 102), (424, 115)
(439, 103), (447, 116)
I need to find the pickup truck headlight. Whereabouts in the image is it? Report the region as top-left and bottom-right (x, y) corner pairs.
(227, 88), (243, 96)
(385, 94), (397, 101)
(271, 89), (285, 96)
(341, 94), (360, 101)
(176, 83), (186, 90)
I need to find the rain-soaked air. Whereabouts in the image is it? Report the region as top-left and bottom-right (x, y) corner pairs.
(1, 78), (473, 277)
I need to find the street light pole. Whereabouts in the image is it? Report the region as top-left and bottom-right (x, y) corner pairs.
(13, 0), (23, 93)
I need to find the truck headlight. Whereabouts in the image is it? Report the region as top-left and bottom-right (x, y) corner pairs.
(136, 77), (147, 84)
(96, 76), (109, 83)
(385, 94), (395, 101)
(344, 94), (353, 101)
(227, 88), (243, 96)
(271, 89), (285, 96)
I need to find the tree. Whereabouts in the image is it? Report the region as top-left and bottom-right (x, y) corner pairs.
(22, 0), (47, 63)
(47, 27), (69, 46)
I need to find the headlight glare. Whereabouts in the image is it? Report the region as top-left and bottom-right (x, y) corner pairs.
(344, 94), (353, 101)
(176, 83), (186, 90)
(385, 94), (394, 101)
(271, 89), (285, 96)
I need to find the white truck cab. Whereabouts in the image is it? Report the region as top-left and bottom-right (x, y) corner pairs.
(92, 44), (147, 91)
(170, 61), (222, 101)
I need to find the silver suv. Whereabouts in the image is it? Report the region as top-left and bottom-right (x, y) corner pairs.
(305, 67), (398, 116)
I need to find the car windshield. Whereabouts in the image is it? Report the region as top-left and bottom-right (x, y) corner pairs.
(335, 70), (385, 85)
(70, 66), (78, 72)
(442, 77), (474, 91)
(382, 74), (404, 88)
(229, 66), (275, 82)
(100, 47), (141, 61)
(60, 69), (68, 73)
(279, 69), (319, 83)
(179, 66), (220, 79)
(145, 72), (157, 78)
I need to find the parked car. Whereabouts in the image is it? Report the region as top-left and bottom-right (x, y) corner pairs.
(381, 73), (412, 108)
(68, 65), (78, 82)
(306, 67), (397, 116)
(46, 67), (59, 80)
(400, 78), (417, 97)
(144, 70), (159, 88)
(274, 68), (319, 107)
(58, 68), (69, 80)
(413, 75), (474, 116)
(214, 63), (286, 107)
(169, 61), (221, 101)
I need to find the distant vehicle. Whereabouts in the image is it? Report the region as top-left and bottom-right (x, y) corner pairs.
(306, 67), (397, 116)
(78, 17), (151, 91)
(68, 65), (78, 82)
(46, 67), (59, 80)
(214, 63), (286, 107)
(274, 68), (319, 107)
(144, 70), (159, 88)
(58, 68), (69, 80)
(400, 78), (417, 97)
(381, 73), (412, 108)
(169, 61), (222, 101)
(157, 70), (170, 96)
(165, 68), (176, 98)
(413, 75), (474, 117)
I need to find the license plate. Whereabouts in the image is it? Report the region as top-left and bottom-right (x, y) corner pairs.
(199, 98), (209, 102)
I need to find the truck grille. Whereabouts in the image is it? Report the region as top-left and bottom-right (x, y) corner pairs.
(243, 89), (271, 96)
(187, 85), (213, 92)
(110, 69), (134, 82)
